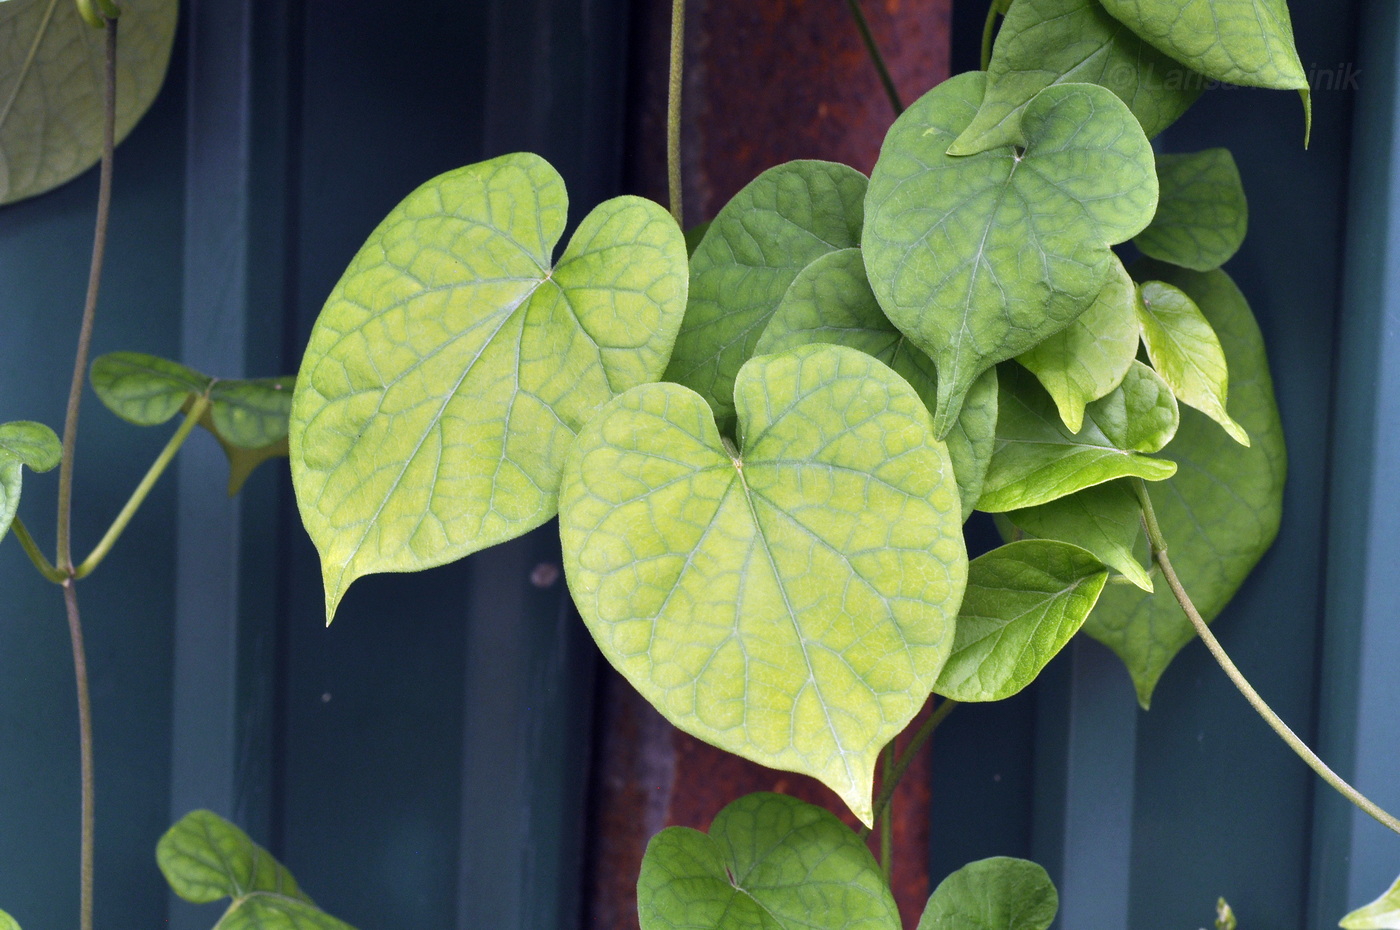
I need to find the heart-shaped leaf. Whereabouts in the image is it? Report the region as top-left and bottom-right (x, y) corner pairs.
(1097, 0), (1307, 93)
(290, 152), (688, 622)
(560, 345), (967, 824)
(91, 353), (294, 496)
(864, 73), (1157, 437)
(1341, 874), (1400, 930)
(1005, 481), (1153, 591)
(917, 857), (1058, 930)
(1085, 265), (1284, 707)
(977, 365), (1176, 512)
(949, 0), (1201, 155)
(0, 420), (61, 543)
(1017, 255), (1139, 433)
(664, 160), (867, 427)
(0, 0), (178, 204)
(1134, 149), (1248, 271)
(158, 810), (356, 930)
(638, 793), (900, 930)
(1136, 280), (1249, 445)
(754, 248), (998, 519)
(935, 540), (1108, 702)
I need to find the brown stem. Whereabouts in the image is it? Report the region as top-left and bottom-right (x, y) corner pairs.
(64, 581), (95, 930)
(861, 698), (959, 838)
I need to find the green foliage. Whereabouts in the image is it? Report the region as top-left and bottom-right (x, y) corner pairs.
(864, 73), (1157, 436)
(977, 365), (1177, 512)
(1341, 874), (1400, 930)
(1135, 149), (1248, 271)
(664, 160), (866, 428)
(1085, 265), (1285, 706)
(0, 420), (61, 542)
(559, 345), (966, 823)
(290, 152), (688, 621)
(636, 793), (900, 930)
(90, 352), (294, 495)
(950, 0), (1201, 155)
(754, 247), (997, 519)
(935, 540), (1108, 702)
(0, 0), (178, 204)
(0, 908), (17, 930)
(917, 857), (1058, 930)
(1005, 481), (1154, 591)
(158, 810), (356, 930)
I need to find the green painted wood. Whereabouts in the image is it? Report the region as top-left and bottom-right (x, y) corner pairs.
(1311, 0), (1400, 922)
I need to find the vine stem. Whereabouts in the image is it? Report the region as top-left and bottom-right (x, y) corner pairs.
(1132, 479), (1400, 836)
(73, 395), (209, 580)
(666, 0), (685, 228)
(860, 698), (959, 838)
(843, 0), (903, 115)
(64, 580), (96, 930)
(980, 0), (1001, 71)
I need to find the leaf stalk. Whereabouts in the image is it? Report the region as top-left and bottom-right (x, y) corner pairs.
(10, 516), (67, 583)
(861, 697), (959, 838)
(667, 0), (686, 228)
(1132, 479), (1400, 836)
(843, 0), (904, 115)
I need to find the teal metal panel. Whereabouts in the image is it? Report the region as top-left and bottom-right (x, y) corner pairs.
(1312, 0), (1400, 921)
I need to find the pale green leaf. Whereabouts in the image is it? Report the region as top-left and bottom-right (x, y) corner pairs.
(754, 247), (998, 519)
(1097, 0), (1308, 91)
(1082, 360), (1179, 453)
(1341, 874), (1400, 930)
(917, 857), (1058, 930)
(949, 0), (1201, 155)
(637, 793), (900, 930)
(91, 352), (211, 427)
(1137, 280), (1249, 445)
(1135, 149), (1248, 271)
(1006, 481), (1153, 591)
(0, 908), (17, 930)
(1018, 255), (1139, 432)
(935, 540), (1108, 702)
(664, 160), (866, 426)
(0, 419), (60, 543)
(290, 152), (688, 622)
(560, 345), (966, 824)
(158, 811), (356, 930)
(0, 0), (178, 204)
(864, 73), (1157, 436)
(977, 365), (1176, 512)
(1085, 264), (1285, 706)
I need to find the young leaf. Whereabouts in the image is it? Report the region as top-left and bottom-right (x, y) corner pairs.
(1085, 266), (1285, 707)
(949, 0), (1201, 155)
(977, 365), (1176, 512)
(864, 73), (1157, 437)
(664, 160), (867, 426)
(935, 540), (1108, 702)
(1134, 149), (1248, 271)
(1136, 280), (1250, 445)
(1341, 874), (1400, 930)
(0, 420), (61, 543)
(560, 345), (967, 825)
(290, 153), (688, 622)
(91, 352), (213, 426)
(637, 793), (900, 930)
(1006, 481), (1154, 592)
(917, 857), (1058, 930)
(0, 0), (178, 204)
(1083, 361), (1180, 454)
(1096, 0), (1308, 93)
(754, 248), (998, 519)
(1017, 255), (1140, 433)
(158, 810), (356, 930)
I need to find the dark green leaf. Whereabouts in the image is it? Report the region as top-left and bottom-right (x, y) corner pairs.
(637, 793), (900, 930)
(1085, 264), (1284, 706)
(754, 248), (997, 519)
(864, 73), (1157, 436)
(950, 0), (1201, 155)
(917, 857), (1058, 930)
(1135, 149), (1248, 271)
(664, 160), (867, 426)
(935, 540), (1108, 701)
(977, 365), (1176, 512)
(1006, 481), (1153, 591)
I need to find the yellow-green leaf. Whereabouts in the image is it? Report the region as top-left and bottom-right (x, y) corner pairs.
(1341, 874), (1400, 930)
